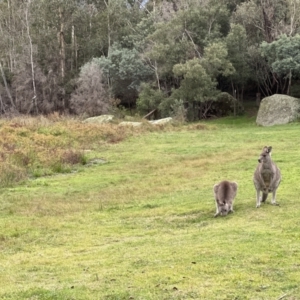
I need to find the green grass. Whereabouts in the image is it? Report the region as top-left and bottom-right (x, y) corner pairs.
(1, 115), (300, 299)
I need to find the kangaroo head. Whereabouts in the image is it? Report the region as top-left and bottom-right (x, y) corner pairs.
(218, 202), (230, 216)
(263, 146), (272, 155)
(258, 146), (272, 163)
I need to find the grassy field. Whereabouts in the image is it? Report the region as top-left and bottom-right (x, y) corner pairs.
(1, 115), (300, 299)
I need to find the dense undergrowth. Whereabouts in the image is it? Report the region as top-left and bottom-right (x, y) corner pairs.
(0, 114), (184, 187)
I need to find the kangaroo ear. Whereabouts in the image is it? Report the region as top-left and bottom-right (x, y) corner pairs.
(263, 146), (272, 153)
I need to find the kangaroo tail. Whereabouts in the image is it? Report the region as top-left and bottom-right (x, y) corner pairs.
(262, 192), (268, 202)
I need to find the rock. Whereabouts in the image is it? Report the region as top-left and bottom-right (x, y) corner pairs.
(82, 115), (173, 127)
(256, 94), (300, 126)
(149, 117), (173, 125)
(83, 115), (114, 124)
(118, 121), (142, 127)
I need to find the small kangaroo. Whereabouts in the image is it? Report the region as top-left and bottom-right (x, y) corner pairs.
(253, 146), (281, 208)
(213, 180), (238, 217)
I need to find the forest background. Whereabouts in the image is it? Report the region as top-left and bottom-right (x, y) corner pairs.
(1, 0), (300, 121)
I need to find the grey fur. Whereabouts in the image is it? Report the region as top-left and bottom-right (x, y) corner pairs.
(253, 146), (281, 208)
(213, 180), (238, 217)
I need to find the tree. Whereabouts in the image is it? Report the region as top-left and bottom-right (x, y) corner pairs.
(201, 41), (235, 78)
(173, 58), (217, 102)
(171, 58), (217, 120)
(226, 24), (251, 101)
(136, 82), (166, 118)
(233, 0), (288, 44)
(97, 44), (153, 107)
(69, 59), (110, 116)
(25, 0), (38, 113)
(144, 0), (231, 94)
(170, 41), (234, 120)
(260, 34), (300, 95)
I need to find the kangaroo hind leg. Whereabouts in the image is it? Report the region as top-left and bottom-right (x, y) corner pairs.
(271, 190), (279, 206)
(261, 192), (268, 203)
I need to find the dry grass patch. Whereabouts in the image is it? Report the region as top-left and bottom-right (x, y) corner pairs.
(0, 115), (182, 186)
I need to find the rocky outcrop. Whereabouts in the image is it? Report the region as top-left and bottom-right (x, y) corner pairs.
(149, 117), (173, 125)
(119, 121), (142, 127)
(256, 94), (300, 126)
(83, 115), (114, 124)
(83, 115), (173, 127)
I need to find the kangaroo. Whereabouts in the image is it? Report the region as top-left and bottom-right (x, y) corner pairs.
(253, 146), (281, 208)
(213, 180), (238, 217)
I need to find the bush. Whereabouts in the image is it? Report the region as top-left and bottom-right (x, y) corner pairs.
(136, 83), (166, 118)
(70, 59), (110, 117)
(170, 99), (187, 123)
(0, 163), (27, 187)
(211, 92), (243, 117)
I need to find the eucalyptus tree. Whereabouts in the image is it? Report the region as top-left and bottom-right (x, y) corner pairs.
(168, 41), (234, 120)
(96, 43), (153, 107)
(143, 0), (231, 97)
(68, 0), (147, 109)
(136, 82), (166, 118)
(232, 0), (300, 96)
(0, 0), (37, 113)
(21, 0), (112, 113)
(171, 58), (218, 120)
(69, 58), (110, 116)
(30, 0), (79, 79)
(226, 24), (251, 102)
(102, 0), (145, 52)
(260, 34), (300, 95)
(0, 0), (25, 73)
(233, 0), (288, 44)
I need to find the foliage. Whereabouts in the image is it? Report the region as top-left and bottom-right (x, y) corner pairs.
(136, 83), (166, 116)
(169, 43), (234, 120)
(212, 92), (242, 117)
(226, 24), (252, 99)
(170, 99), (187, 122)
(172, 58), (218, 103)
(144, 0), (231, 89)
(1, 0), (300, 116)
(69, 59), (110, 116)
(261, 34), (300, 77)
(96, 44), (153, 106)
(260, 34), (300, 94)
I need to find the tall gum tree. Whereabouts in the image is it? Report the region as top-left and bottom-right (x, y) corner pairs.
(233, 0), (300, 95)
(260, 34), (300, 95)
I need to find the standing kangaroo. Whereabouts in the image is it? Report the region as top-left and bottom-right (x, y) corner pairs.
(253, 146), (281, 208)
(213, 180), (238, 217)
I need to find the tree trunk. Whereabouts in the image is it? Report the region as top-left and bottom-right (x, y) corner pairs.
(256, 92), (261, 107)
(0, 93), (6, 114)
(25, 0), (38, 114)
(287, 69), (292, 95)
(0, 61), (15, 109)
(59, 6), (65, 79)
(71, 25), (74, 71)
(261, 0), (275, 43)
(103, 0), (111, 53)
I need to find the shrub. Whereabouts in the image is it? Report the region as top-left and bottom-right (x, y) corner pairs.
(0, 163), (27, 187)
(70, 59), (110, 117)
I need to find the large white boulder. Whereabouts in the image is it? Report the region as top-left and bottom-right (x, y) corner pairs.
(256, 94), (300, 126)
